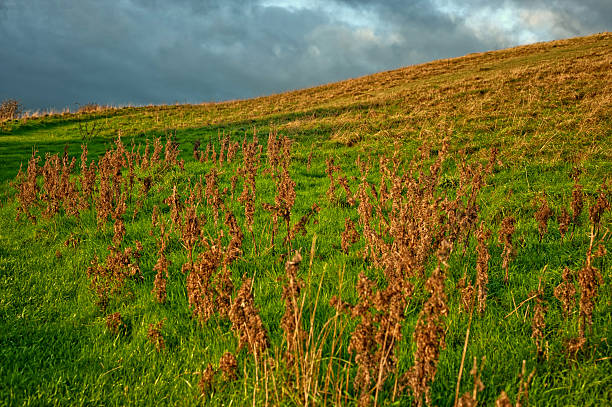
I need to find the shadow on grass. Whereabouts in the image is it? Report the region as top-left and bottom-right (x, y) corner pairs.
(0, 320), (99, 402)
(0, 103), (350, 184)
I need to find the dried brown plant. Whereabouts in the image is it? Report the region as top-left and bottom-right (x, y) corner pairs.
(150, 137), (163, 166)
(332, 267), (412, 406)
(263, 153), (297, 252)
(64, 233), (81, 248)
(163, 135), (180, 167)
(341, 217), (360, 253)
(141, 139), (151, 169)
(147, 320), (165, 351)
(227, 140), (239, 162)
(565, 336), (587, 357)
(266, 129), (282, 172)
(456, 357), (485, 407)
(475, 224), (491, 313)
(495, 391), (512, 407)
(217, 133), (227, 165)
(109, 136), (127, 187)
(199, 363), (216, 397)
(571, 181), (583, 226)
(499, 216), (516, 283)
(325, 156), (339, 203)
(40, 152), (77, 218)
(105, 312), (125, 335)
(152, 223), (170, 303)
(0, 98), (22, 120)
(214, 265), (234, 318)
(567, 208), (607, 353)
(181, 199), (201, 263)
(285, 203), (320, 247)
(197, 351), (240, 399)
(577, 261), (602, 336)
(133, 174), (152, 220)
(348, 282), (378, 406)
(356, 173), (377, 262)
(277, 163), (296, 247)
(223, 207), (244, 266)
(96, 151), (115, 227)
(125, 140), (138, 196)
(219, 352), (238, 381)
(238, 138), (260, 249)
(164, 184), (182, 230)
(149, 205), (159, 236)
(209, 144), (217, 164)
(193, 140), (201, 161)
(13, 149), (40, 222)
(87, 243), (143, 310)
(588, 182), (610, 228)
(516, 360), (536, 407)
(198, 353), (237, 396)
(186, 243), (223, 324)
(336, 169), (356, 206)
(280, 252), (305, 365)
(205, 167), (222, 226)
(152, 255), (169, 304)
(494, 361), (535, 407)
(112, 192), (127, 247)
(557, 207), (570, 241)
(229, 276), (269, 356)
(530, 281), (547, 358)
(458, 275), (475, 313)
(402, 242), (451, 407)
(79, 144), (96, 208)
(534, 195), (552, 242)
(553, 268), (576, 318)
(262, 201), (280, 252)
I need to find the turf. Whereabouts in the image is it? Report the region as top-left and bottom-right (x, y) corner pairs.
(0, 33), (611, 406)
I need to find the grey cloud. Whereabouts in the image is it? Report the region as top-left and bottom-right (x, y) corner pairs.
(516, 0), (611, 35)
(335, 0), (610, 42)
(432, 0), (611, 40)
(0, 0), (608, 112)
(503, 0), (611, 28)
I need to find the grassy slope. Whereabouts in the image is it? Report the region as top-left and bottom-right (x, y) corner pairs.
(0, 33), (611, 406)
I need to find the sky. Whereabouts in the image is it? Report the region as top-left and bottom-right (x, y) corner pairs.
(0, 0), (610, 112)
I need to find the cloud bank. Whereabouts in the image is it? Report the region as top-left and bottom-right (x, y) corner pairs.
(0, 0), (609, 111)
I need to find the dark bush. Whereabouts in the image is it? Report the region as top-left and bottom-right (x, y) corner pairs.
(0, 99), (23, 120)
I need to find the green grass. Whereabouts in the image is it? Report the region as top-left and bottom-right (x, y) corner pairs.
(1, 33), (611, 406)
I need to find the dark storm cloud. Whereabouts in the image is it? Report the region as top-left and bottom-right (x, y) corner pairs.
(0, 0), (609, 112)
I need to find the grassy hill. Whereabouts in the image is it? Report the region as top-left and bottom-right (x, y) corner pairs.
(0, 33), (610, 406)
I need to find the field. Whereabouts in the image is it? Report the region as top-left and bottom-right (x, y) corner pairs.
(0, 33), (611, 406)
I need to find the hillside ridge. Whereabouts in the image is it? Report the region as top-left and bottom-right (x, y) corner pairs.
(1, 32), (610, 406)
